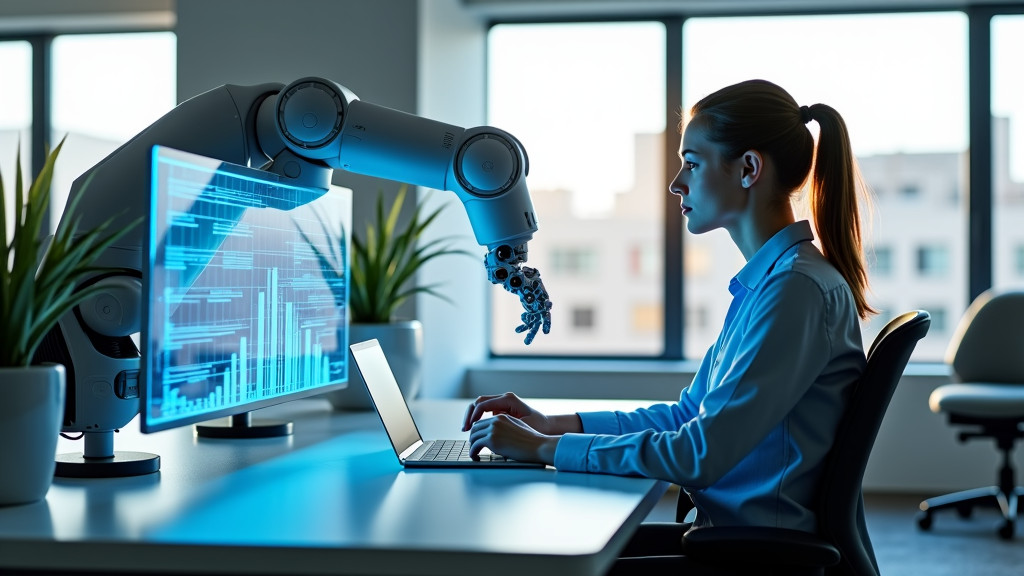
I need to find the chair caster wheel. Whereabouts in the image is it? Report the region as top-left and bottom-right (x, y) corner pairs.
(998, 521), (1014, 540)
(917, 512), (932, 531)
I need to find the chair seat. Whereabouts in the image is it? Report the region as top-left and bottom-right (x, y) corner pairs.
(929, 383), (1024, 418)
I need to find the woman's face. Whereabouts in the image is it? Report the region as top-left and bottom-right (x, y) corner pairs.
(669, 122), (747, 236)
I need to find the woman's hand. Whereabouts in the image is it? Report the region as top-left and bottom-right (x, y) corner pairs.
(467, 413), (559, 465)
(462, 392), (552, 434)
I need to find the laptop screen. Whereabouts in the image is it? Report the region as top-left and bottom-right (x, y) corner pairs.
(350, 340), (422, 455)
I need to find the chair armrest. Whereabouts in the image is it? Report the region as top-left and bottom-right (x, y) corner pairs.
(681, 526), (840, 568)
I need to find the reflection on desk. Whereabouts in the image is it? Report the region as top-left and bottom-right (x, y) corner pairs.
(0, 398), (668, 576)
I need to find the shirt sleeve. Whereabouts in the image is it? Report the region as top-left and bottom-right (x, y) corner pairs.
(553, 272), (833, 486)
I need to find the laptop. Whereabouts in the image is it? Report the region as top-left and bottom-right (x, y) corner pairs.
(349, 339), (547, 468)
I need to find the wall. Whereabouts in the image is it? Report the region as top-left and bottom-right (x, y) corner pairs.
(416, 0), (491, 397)
(175, 0), (423, 338)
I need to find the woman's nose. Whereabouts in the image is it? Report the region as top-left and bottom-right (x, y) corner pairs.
(669, 170), (686, 196)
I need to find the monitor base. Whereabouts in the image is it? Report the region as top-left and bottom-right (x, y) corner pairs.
(55, 451), (161, 478)
(195, 412), (293, 439)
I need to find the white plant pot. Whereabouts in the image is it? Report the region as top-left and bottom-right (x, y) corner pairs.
(0, 364), (65, 507)
(325, 320), (423, 411)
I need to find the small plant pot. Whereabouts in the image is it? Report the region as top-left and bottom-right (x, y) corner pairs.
(0, 364), (65, 507)
(326, 320), (423, 411)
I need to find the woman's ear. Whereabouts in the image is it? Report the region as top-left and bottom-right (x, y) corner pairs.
(740, 149), (763, 188)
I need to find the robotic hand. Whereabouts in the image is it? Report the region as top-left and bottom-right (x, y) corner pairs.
(37, 77), (553, 447)
(485, 244), (551, 344)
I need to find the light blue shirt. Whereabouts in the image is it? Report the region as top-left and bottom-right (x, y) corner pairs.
(554, 220), (866, 532)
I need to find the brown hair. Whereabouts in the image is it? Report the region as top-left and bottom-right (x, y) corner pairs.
(688, 79), (876, 320)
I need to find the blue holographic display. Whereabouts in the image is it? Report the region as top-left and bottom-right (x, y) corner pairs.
(142, 146), (351, 433)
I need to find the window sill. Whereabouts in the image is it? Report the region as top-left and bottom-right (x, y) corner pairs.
(464, 359), (951, 400)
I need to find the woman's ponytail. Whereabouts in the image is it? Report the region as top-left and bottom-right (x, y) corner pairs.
(806, 104), (876, 320)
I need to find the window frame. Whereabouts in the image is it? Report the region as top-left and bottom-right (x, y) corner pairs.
(0, 26), (174, 236)
(484, 4), (1024, 361)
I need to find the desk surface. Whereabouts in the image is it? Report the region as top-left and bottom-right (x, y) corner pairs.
(0, 397), (668, 576)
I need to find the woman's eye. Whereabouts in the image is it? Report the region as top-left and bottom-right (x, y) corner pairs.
(685, 161), (697, 171)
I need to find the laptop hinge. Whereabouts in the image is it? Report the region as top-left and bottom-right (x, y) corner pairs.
(399, 440), (424, 461)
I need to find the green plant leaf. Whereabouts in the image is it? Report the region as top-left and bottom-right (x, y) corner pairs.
(335, 185), (477, 323)
(1, 138), (140, 367)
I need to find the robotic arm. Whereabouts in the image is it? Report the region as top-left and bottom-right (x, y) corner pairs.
(38, 77), (551, 441)
(270, 78), (552, 341)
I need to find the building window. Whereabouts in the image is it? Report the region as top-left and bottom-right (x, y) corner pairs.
(629, 244), (658, 278)
(551, 247), (597, 276)
(871, 246), (894, 277)
(917, 245), (950, 277)
(685, 305), (709, 332)
(571, 307), (595, 330)
(924, 306), (948, 333)
(899, 184), (921, 198)
(632, 303), (662, 333)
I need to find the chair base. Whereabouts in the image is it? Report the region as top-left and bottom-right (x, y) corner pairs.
(917, 485), (1024, 540)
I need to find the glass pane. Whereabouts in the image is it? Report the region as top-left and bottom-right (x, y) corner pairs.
(51, 32), (176, 232)
(682, 13), (967, 361)
(992, 16), (1024, 297)
(487, 22), (667, 356)
(0, 41), (32, 247)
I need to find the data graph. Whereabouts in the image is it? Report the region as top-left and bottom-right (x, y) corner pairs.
(144, 146), (351, 432)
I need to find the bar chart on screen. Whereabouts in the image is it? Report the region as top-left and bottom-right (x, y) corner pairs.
(143, 147), (352, 433)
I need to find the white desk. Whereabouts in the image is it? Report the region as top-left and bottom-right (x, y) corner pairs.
(0, 398), (668, 576)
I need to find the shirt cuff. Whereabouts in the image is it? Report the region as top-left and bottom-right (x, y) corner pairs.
(577, 411), (621, 434)
(554, 433), (596, 472)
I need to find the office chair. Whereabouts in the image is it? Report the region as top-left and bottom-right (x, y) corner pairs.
(917, 289), (1024, 540)
(678, 310), (931, 576)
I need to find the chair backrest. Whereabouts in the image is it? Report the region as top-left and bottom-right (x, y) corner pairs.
(819, 310), (931, 576)
(946, 289), (1024, 383)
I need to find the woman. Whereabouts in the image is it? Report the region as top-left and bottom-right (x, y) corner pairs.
(463, 79), (875, 536)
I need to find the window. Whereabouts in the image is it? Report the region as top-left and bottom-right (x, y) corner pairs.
(0, 41), (32, 246)
(487, 21), (666, 356)
(571, 306), (596, 330)
(871, 246), (894, 277)
(993, 15), (1024, 292)
(632, 303), (662, 333)
(917, 245), (950, 278)
(551, 247), (598, 276)
(629, 244), (658, 279)
(899, 184), (921, 198)
(485, 9), (1014, 363)
(683, 12), (967, 360)
(49, 32), (176, 232)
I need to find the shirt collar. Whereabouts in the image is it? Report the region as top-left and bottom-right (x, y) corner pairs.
(733, 220), (814, 292)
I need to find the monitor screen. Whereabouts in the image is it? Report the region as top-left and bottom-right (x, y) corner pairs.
(142, 145), (350, 434)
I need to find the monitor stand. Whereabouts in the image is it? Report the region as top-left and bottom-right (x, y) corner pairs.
(55, 430), (160, 478)
(195, 411), (293, 439)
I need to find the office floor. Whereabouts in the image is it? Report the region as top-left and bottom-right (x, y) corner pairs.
(645, 490), (1024, 575)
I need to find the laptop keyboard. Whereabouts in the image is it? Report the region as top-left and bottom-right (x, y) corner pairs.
(412, 439), (511, 462)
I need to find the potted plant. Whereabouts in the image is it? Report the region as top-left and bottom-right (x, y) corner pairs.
(305, 185), (473, 410)
(0, 139), (135, 505)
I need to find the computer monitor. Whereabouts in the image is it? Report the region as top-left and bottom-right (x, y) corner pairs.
(142, 146), (351, 436)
